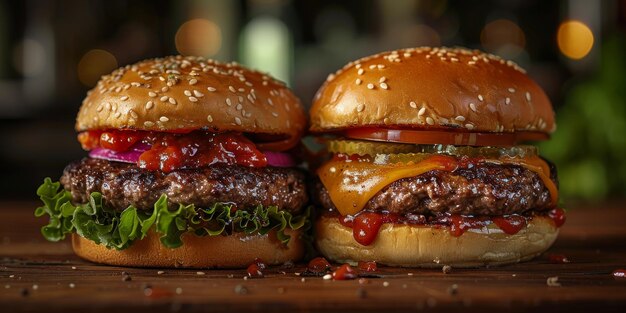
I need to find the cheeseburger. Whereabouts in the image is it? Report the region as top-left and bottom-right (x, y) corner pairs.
(36, 56), (309, 268)
(311, 47), (564, 267)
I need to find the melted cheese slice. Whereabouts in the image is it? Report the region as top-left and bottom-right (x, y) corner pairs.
(318, 155), (558, 216)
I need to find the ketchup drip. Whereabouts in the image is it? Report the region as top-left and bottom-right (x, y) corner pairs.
(246, 258), (266, 278)
(307, 257), (331, 273)
(332, 264), (357, 280)
(358, 261), (378, 272)
(613, 269), (626, 278)
(492, 215), (527, 235)
(547, 254), (570, 264)
(548, 208), (566, 228)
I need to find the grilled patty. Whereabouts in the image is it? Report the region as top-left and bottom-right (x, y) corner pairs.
(313, 161), (558, 216)
(61, 158), (308, 213)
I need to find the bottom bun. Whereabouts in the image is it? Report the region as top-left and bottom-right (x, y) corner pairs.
(72, 229), (304, 268)
(315, 216), (558, 268)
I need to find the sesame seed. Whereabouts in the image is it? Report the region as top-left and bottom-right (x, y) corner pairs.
(378, 64), (385, 69)
(193, 90), (204, 97)
(207, 87), (216, 92)
(238, 88), (245, 93)
(114, 112), (121, 118)
(426, 117), (434, 125)
(235, 117), (242, 125)
(418, 107), (426, 116)
(96, 105), (103, 112)
(355, 78), (362, 85)
(189, 96), (198, 102)
(129, 110), (138, 119)
(236, 103), (242, 110)
(238, 96), (244, 103)
(148, 91), (157, 97)
(159, 116), (169, 122)
(160, 96), (168, 102)
(367, 83), (375, 90)
(144, 121), (154, 127)
(229, 86), (236, 93)
(184, 90), (192, 96)
(358, 68), (364, 75)
(526, 92), (532, 101)
(409, 101), (417, 109)
(469, 103), (477, 112)
(207, 115), (213, 122)
(357, 104), (365, 112)
(478, 94), (484, 102)
(268, 99), (274, 106)
(161, 87), (169, 92)
(369, 65), (376, 69)
(455, 115), (466, 122)
(450, 57), (459, 62)
(168, 97), (177, 105)
(196, 271), (205, 276)
(146, 101), (154, 110)
(465, 123), (475, 130)
(189, 78), (198, 85)
(226, 98), (232, 106)
(505, 97), (511, 105)
(508, 88), (516, 93)
(380, 82), (388, 90)
(120, 96), (129, 101)
(379, 77), (386, 83)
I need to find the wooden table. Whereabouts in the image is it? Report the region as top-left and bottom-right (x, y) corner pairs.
(1, 201), (625, 312)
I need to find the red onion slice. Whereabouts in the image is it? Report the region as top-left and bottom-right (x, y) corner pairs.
(263, 151), (296, 167)
(89, 143), (151, 164)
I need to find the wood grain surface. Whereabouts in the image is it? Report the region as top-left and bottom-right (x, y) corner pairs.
(1, 201), (625, 312)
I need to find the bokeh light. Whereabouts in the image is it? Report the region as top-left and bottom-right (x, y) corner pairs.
(77, 49), (118, 87)
(557, 20), (594, 60)
(480, 19), (525, 58)
(241, 17), (291, 84)
(12, 38), (46, 77)
(175, 18), (222, 57)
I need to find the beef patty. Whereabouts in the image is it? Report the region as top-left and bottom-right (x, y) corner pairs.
(313, 161), (558, 216)
(61, 158), (308, 213)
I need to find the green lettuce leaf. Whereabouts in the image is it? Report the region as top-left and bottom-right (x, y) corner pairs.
(35, 178), (310, 250)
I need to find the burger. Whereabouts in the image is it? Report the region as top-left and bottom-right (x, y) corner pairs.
(310, 47), (564, 267)
(35, 56), (310, 268)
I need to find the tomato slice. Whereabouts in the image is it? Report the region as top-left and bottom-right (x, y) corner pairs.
(343, 128), (549, 146)
(99, 131), (143, 152)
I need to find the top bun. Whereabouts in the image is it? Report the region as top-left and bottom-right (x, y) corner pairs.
(310, 47), (555, 134)
(77, 55), (306, 144)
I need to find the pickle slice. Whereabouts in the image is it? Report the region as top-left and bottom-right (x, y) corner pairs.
(327, 139), (420, 155)
(328, 139), (538, 161)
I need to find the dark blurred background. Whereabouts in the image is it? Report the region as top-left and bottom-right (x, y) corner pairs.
(0, 0), (625, 203)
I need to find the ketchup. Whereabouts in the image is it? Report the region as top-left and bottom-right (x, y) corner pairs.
(307, 257), (331, 273)
(79, 130), (267, 172)
(548, 208), (566, 228)
(492, 215), (527, 235)
(247, 258), (266, 278)
(332, 264), (357, 280)
(358, 261), (377, 272)
(547, 254), (570, 264)
(449, 215), (489, 237)
(352, 212), (384, 246)
(336, 211), (537, 245)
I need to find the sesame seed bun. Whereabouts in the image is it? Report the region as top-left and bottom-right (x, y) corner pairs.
(76, 55), (306, 149)
(72, 228), (304, 268)
(315, 215), (558, 268)
(310, 47), (555, 134)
